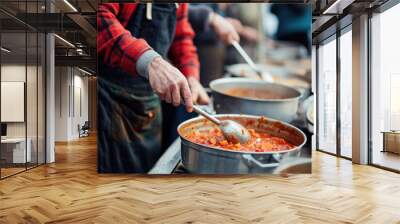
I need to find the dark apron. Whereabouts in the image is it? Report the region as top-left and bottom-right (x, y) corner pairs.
(98, 4), (177, 173)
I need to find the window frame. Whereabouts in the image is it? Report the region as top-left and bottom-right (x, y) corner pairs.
(315, 22), (353, 160)
(367, 0), (400, 173)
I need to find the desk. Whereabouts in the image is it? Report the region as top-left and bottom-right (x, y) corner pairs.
(1, 138), (31, 163)
(382, 131), (400, 154)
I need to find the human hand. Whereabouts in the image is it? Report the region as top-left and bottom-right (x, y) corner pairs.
(209, 13), (240, 44)
(226, 18), (260, 43)
(225, 18), (243, 33)
(148, 57), (193, 112)
(240, 26), (260, 43)
(187, 77), (210, 105)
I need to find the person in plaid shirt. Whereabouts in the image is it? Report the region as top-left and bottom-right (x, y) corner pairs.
(97, 3), (213, 173)
(97, 3), (240, 173)
(98, 3), (210, 108)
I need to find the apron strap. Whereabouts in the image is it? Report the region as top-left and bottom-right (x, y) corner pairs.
(146, 3), (152, 20)
(146, 3), (179, 20)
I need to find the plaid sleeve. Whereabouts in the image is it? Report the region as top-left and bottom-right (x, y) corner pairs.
(97, 3), (151, 76)
(168, 3), (200, 80)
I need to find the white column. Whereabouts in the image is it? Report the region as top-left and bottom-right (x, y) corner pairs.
(352, 14), (369, 164)
(46, 32), (55, 163)
(45, 0), (56, 163)
(311, 45), (317, 150)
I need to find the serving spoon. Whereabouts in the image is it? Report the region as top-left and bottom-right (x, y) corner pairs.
(191, 105), (251, 144)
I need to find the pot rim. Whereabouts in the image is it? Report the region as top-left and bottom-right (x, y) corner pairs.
(209, 78), (302, 103)
(178, 114), (307, 155)
(226, 63), (309, 81)
(305, 98), (314, 126)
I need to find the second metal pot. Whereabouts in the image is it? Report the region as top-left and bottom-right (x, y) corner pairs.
(210, 78), (302, 123)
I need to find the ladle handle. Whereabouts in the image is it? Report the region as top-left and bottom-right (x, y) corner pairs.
(232, 41), (259, 73)
(192, 105), (221, 125)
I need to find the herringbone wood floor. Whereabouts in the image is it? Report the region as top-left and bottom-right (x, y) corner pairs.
(1, 135), (400, 224)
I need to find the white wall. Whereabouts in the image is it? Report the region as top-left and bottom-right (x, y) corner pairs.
(55, 66), (70, 141)
(54, 66), (89, 141)
(1, 65), (26, 139)
(1, 64), (46, 164)
(72, 73), (89, 138)
(1, 64), (42, 138)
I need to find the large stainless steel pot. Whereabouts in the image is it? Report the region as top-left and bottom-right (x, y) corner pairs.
(210, 78), (301, 123)
(178, 114), (307, 174)
(225, 63), (311, 98)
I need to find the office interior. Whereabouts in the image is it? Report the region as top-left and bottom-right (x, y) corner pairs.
(0, 0), (96, 179)
(313, 0), (400, 172)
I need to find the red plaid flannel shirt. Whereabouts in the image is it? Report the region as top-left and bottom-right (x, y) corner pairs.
(97, 3), (199, 80)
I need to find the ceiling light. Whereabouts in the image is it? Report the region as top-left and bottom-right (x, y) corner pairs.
(322, 0), (354, 15)
(1, 47), (11, 53)
(63, 0), (78, 12)
(323, 0), (341, 14)
(54, 34), (75, 48)
(76, 48), (86, 56)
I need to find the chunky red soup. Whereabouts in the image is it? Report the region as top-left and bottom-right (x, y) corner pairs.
(223, 88), (285, 100)
(185, 128), (294, 152)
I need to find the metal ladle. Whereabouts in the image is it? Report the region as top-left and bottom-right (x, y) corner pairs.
(192, 105), (251, 144)
(232, 41), (273, 82)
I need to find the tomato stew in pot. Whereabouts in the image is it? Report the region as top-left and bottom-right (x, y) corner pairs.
(184, 118), (295, 152)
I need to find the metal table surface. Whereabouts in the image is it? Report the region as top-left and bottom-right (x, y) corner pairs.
(148, 138), (182, 174)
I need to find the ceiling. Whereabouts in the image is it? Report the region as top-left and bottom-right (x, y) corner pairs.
(1, 32), (45, 60)
(312, 0), (391, 43)
(0, 0), (96, 72)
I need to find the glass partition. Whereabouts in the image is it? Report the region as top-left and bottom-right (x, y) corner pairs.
(0, 0), (46, 179)
(1, 31), (28, 177)
(370, 3), (400, 171)
(38, 32), (45, 165)
(339, 28), (352, 158)
(317, 36), (337, 155)
(27, 31), (38, 169)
